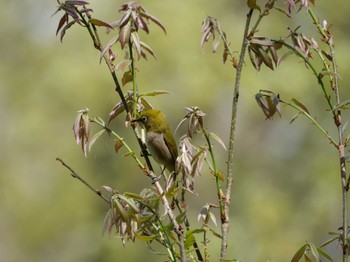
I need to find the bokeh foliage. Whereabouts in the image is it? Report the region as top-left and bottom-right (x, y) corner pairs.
(2, 0), (350, 261)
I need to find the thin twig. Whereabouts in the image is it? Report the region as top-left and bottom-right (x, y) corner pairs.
(56, 157), (110, 203)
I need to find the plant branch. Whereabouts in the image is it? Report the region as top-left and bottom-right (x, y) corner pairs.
(308, 8), (348, 259)
(279, 99), (337, 148)
(222, 8), (253, 262)
(56, 157), (110, 203)
(74, 8), (186, 260)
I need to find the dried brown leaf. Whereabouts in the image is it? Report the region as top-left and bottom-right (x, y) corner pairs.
(131, 32), (141, 59)
(122, 71), (133, 86)
(89, 18), (113, 29)
(114, 139), (124, 154)
(140, 41), (157, 60)
(100, 35), (118, 62)
(257, 48), (274, 70)
(140, 12), (166, 34)
(119, 21), (131, 49)
(108, 102), (125, 124)
(56, 14), (68, 36)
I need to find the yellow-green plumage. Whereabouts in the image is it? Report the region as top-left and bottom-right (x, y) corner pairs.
(136, 110), (178, 172)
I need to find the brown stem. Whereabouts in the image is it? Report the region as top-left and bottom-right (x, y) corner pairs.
(56, 157), (110, 203)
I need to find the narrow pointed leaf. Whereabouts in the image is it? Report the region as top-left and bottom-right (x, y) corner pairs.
(277, 50), (293, 67)
(56, 14), (68, 35)
(100, 35), (118, 62)
(209, 132), (226, 150)
(108, 101), (125, 124)
(257, 47), (274, 70)
(65, 0), (89, 5)
(89, 129), (106, 152)
(60, 21), (75, 42)
(292, 98), (310, 114)
(119, 21), (131, 49)
(309, 243), (319, 261)
(114, 139), (124, 154)
(291, 244), (308, 262)
(89, 18), (113, 29)
(320, 236), (339, 248)
(140, 12), (166, 34)
(139, 90), (171, 97)
(117, 194), (139, 213)
(333, 100), (350, 111)
(114, 198), (129, 221)
(290, 112), (301, 124)
(140, 41), (157, 60)
(317, 248), (333, 261)
(131, 32), (141, 59)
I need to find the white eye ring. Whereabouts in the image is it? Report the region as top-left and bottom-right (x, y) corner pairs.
(142, 116), (148, 122)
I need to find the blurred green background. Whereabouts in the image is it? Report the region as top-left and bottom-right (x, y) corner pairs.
(2, 0), (350, 261)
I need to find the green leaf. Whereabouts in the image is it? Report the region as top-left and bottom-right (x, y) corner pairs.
(209, 132), (227, 150)
(113, 198), (129, 221)
(277, 50), (293, 67)
(247, 0), (261, 11)
(208, 227), (222, 239)
(292, 98), (310, 114)
(333, 99), (350, 111)
(309, 242), (319, 261)
(317, 247), (334, 261)
(124, 192), (144, 200)
(122, 71), (133, 86)
(117, 194), (139, 213)
(291, 243), (308, 262)
(304, 254), (312, 262)
(184, 233), (196, 249)
(131, 32), (141, 59)
(319, 70), (342, 80)
(135, 235), (157, 241)
(289, 112), (301, 124)
(139, 90), (171, 97)
(319, 236), (340, 248)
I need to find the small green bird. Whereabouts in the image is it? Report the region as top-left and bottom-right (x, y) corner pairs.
(133, 109), (178, 173)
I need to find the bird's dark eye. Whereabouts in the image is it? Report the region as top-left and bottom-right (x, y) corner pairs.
(142, 116), (148, 122)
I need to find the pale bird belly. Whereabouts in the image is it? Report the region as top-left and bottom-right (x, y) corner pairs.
(146, 132), (173, 167)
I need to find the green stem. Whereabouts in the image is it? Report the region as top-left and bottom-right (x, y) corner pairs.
(280, 99), (337, 147)
(308, 8), (348, 259)
(91, 118), (146, 169)
(274, 40), (335, 114)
